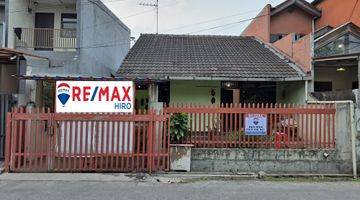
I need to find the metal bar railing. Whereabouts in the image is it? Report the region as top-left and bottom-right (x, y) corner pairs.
(14, 28), (76, 50)
(164, 103), (336, 149)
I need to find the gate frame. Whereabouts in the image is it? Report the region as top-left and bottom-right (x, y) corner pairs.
(4, 109), (170, 173)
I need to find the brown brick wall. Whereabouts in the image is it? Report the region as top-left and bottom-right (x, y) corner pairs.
(293, 34), (312, 72)
(273, 34), (294, 56)
(273, 33), (312, 72)
(270, 8), (313, 35)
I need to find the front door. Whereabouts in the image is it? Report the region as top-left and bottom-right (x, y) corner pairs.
(35, 13), (54, 50)
(221, 89), (233, 106)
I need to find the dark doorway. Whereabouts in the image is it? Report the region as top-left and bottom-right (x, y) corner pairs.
(158, 82), (170, 105)
(221, 89), (233, 105)
(35, 13), (54, 50)
(352, 81), (358, 89)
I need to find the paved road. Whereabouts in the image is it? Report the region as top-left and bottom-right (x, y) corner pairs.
(0, 179), (359, 200)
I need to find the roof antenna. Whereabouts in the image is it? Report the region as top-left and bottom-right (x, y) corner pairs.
(139, 0), (159, 34)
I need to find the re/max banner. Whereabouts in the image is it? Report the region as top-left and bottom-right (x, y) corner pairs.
(56, 81), (134, 113)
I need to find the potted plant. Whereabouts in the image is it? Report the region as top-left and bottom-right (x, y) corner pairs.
(169, 113), (193, 172)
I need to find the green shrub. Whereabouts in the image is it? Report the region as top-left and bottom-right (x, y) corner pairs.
(170, 113), (189, 142)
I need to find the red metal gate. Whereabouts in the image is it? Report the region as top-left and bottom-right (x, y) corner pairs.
(4, 108), (170, 173)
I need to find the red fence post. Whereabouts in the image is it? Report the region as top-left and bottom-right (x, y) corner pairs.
(147, 110), (154, 173)
(4, 112), (12, 172)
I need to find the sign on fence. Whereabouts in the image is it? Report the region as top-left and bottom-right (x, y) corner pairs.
(244, 114), (267, 136)
(56, 81), (134, 113)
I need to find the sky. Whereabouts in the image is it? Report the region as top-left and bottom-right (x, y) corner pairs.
(102, 0), (312, 40)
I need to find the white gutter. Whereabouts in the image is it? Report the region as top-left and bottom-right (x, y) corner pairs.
(307, 100), (357, 179)
(166, 76), (311, 81)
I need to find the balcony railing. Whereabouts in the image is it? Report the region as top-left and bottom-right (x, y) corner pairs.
(14, 28), (76, 50)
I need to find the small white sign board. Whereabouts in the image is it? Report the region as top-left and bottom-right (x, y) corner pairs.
(244, 114), (267, 136)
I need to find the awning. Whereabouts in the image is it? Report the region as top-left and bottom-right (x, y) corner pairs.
(0, 48), (48, 64)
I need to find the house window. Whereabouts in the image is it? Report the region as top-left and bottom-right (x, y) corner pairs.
(270, 34), (286, 43)
(314, 81), (333, 92)
(61, 13), (77, 38)
(293, 34), (304, 41)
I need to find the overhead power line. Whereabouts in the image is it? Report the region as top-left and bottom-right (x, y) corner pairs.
(80, 0), (177, 31)
(187, 13), (270, 34)
(348, 0), (359, 20)
(162, 9), (260, 33)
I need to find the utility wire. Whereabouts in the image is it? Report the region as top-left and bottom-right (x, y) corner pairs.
(162, 9), (260, 33)
(349, 0), (359, 21)
(212, 22), (246, 34)
(80, 0), (178, 31)
(187, 13), (269, 34)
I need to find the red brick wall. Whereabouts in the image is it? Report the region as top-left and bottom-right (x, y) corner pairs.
(273, 33), (312, 72)
(241, 5), (271, 42)
(293, 34), (312, 72)
(273, 34), (293, 56)
(315, 0), (360, 30)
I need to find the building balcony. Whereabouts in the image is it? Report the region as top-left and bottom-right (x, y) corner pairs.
(14, 28), (76, 51)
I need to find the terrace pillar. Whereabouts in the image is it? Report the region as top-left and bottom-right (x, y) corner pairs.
(149, 83), (159, 103)
(148, 83), (163, 153)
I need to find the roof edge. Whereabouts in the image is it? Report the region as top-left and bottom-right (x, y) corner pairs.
(311, 0), (324, 6)
(314, 22), (360, 43)
(252, 36), (309, 78)
(271, 0), (322, 17)
(120, 75), (310, 82)
(89, 0), (131, 33)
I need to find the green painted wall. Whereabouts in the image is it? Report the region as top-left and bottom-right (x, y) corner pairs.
(135, 89), (149, 110)
(135, 89), (149, 100)
(170, 80), (221, 105)
(276, 81), (306, 105)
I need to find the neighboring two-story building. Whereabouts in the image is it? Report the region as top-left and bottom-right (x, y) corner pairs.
(242, 0), (360, 101)
(4, 0), (131, 108)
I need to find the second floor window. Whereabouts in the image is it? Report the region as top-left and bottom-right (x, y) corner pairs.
(315, 33), (360, 58)
(61, 13), (77, 38)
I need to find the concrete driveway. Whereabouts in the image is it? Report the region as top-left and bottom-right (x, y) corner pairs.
(0, 173), (359, 200)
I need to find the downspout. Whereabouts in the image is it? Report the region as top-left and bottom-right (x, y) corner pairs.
(311, 17), (316, 58)
(308, 16), (318, 96)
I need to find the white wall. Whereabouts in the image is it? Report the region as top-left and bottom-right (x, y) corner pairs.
(7, 0), (76, 49)
(78, 0), (130, 75)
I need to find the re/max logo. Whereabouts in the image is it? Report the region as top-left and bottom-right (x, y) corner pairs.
(71, 86), (132, 102)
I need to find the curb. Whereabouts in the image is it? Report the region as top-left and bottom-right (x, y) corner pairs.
(0, 172), (356, 182)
